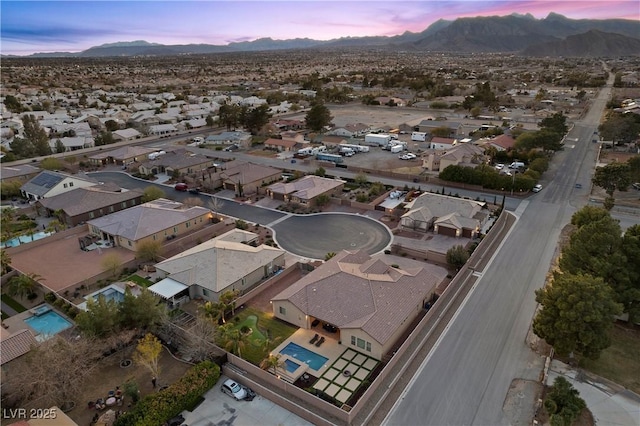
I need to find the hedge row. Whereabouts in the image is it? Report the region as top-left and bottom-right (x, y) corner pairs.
(114, 361), (221, 426)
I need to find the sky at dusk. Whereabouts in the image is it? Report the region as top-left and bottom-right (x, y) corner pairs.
(1, 1), (638, 56)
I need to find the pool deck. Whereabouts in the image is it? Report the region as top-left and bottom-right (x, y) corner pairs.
(2, 304), (73, 341)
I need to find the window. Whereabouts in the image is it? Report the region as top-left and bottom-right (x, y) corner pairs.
(109, 206), (114, 213)
(121, 202), (127, 208)
(89, 212), (94, 219)
(127, 240), (131, 246)
(153, 235), (156, 240)
(366, 342), (371, 352)
(351, 336), (356, 345)
(186, 222), (190, 228)
(63, 183), (68, 188)
(69, 182), (74, 187)
(357, 338), (365, 349)
(203, 289), (209, 296)
(173, 227), (177, 233)
(279, 306), (286, 315)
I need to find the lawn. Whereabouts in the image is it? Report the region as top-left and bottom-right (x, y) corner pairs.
(125, 274), (154, 288)
(579, 324), (640, 394)
(223, 306), (297, 365)
(1, 293), (27, 313)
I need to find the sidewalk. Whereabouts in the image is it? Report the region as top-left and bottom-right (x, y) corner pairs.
(547, 360), (640, 426)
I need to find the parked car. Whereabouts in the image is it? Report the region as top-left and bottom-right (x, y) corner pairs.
(188, 187), (200, 194)
(532, 184), (542, 193)
(174, 183), (188, 191)
(494, 163), (505, 170)
(221, 379), (247, 401)
(632, 183), (640, 190)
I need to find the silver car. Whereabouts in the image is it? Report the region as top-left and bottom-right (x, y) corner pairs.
(221, 379), (247, 401)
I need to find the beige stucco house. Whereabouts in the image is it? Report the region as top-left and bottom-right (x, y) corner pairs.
(271, 250), (447, 360)
(150, 229), (285, 305)
(20, 170), (97, 201)
(86, 198), (211, 251)
(266, 175), (345, 206)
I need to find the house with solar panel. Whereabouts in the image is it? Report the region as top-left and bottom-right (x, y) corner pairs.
(20, 170), (98, 201)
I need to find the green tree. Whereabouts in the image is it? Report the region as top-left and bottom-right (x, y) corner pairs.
(134, 333), (162, 380)
(206, 115), (215, 127)
(199, 300), (226, 325)
(76, 295), (120, 337)
(324, 252), (337, 261)
(570, 206), (609, 228)
(620, 224), (640, 324)
(7, 272), (42, 299)
(260, 353), (285, 375)
(544, 377), (586, 426)
(55, 139), (66, 154)
(0, 249), (11, 275)
(101, 252), (122, 278)
(136, 240), (163, 262)
(354, 172), (368, 186)
(0, 180), (22, 200)
(592, 163), (631, 208)
(305, 101), (333, 132)
(219, 289), (240, 317)
(218, 103), (241, 131)
(539, 112), (568, 135)
(104, 120), (119, 132)
(22, 114), (51, 156)
(533, 272), (622, 359)
(94, 131), (114, 146)
(446, 245), (469, 271)
(314, 167), (326, 177)
(3, 95), (24, 113)
(218, 323), (247, 357)
(315, 193), (330, 207)
(119, 288), (166, 330)
(242, 104), (272, 135)
(141, 186), (165, 202)
(40, 157), (64, 171)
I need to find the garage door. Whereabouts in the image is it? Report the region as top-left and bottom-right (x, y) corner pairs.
(438, 226), (457, 237)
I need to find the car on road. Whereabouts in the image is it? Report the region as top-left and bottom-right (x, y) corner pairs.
(188, 187), (200, 194)
(575, 183), (582, 189)
(532, 184), (542, 193)
(221, 378), (255, 401)
(174, 183), (188, 191)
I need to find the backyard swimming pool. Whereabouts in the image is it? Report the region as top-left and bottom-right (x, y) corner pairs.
(93, 287), (125, 303)
(1, 231), (53, 248)
(280, 342), (328, 371)
(284, 358), (301, 373)
(24, 310), (72, 338)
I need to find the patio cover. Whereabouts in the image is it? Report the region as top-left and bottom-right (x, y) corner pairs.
(148, 277), (188, 299)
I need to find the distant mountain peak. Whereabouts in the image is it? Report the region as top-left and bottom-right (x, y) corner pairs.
(93, 40), (160, 49)
(510, 12), (535, 20)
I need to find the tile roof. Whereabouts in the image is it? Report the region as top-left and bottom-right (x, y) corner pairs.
(0, 328), (36, 365)
(88, 145), (156, 160)
(87, 198), (210, 241)
(0, 164), (41, 180)
(267, 175), (345, 201)
(221, 162), (280, 185)
(156, 229), (284, 293)
(272, 250), (446, 345)
(20, 171), (97, 197)
(38, 186), (142, 217)
(404, 192), (484, 219)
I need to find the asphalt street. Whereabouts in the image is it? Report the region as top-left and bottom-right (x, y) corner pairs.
(383, 69), (630, 425)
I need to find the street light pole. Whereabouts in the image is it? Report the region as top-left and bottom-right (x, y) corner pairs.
(510, 171), (515, 196)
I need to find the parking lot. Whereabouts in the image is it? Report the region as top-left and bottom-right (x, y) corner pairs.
(181, 375), (313, 426)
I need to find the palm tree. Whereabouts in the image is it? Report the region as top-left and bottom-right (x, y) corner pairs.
(7, 272), (43, 300)
(209, 196), (224, 221)
(199, 300), (226, 324)
(0, 249), (11, 275)
(219, 289), (239, 317)
(260, 353), (285, 376)
(218, 323), (247, 357)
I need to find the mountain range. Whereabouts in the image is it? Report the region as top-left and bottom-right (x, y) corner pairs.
(18, 13), (640, 58)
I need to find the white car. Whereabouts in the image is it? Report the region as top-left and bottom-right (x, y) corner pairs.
(399, 153), (417, 160)
(532, 184), (543, 193)
(221, 379), (247, 400)
(495, 163), (505, 170)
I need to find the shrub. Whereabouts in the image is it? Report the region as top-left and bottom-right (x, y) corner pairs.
(114, 361), (221, 426)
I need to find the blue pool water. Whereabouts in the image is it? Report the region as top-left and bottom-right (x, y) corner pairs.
(280, 342), (328, 371)
(25, 310), (72, 337)
(284, 358), (301, 373)
(1, 231), (53, 248)
(94, 288), (125, 304)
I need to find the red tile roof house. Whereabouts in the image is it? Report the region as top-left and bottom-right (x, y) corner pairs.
(266, 175), (345, 206)
(271, 250), (447, 360)
(264, 138), (298, 152)
(486, 134), (516, 151)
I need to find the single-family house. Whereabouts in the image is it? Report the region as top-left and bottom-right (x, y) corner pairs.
(86, 198), (212, 251)
(486, 134), (516, 152)
(271, 250), (447, 359)
(148, 124), (178, 136)
(0, 164), (41, 183)
(423, 143), (485, 171)
(206, 131), (252, 149)
(220, 162), (281, 195)
(319, 135), (348, 148)
(139, 149), (213, 177)
(150, 229), (285, 305)
(49, 136), (95, 152)
(273, 119), (305, 131)
(88, 146), (157, 166)
(37, 184), (143, 227)
(264, 138), (298, 152)
(0, 328), (37, 365)
(20, 171), (98, 201)
(400, 192), (488, 237)
(112, 128), (142, 142)
(266, 175), (345, 205)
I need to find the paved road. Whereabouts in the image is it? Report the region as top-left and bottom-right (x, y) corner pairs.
(88, 171), (286, 226)
(383, 69), (620, 425)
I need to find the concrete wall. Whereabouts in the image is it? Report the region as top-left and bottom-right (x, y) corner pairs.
(234, 263), (300, 307)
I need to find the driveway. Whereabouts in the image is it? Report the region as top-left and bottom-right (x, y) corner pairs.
(182, 375), (313, 426)
(272, 213), (393, 260)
